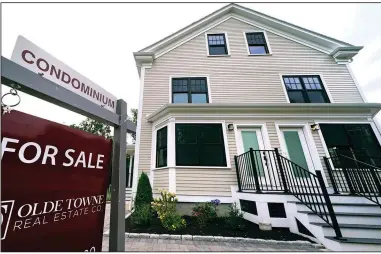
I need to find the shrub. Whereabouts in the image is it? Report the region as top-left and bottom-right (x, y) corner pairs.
(225, 202), (245, 231)
(192, 199), (220, 227)
(151, 189), (186, 231)
(135, 172), (153, 207)
(132, 204), (152, 226)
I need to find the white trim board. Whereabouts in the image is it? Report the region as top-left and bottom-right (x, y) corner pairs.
(176, 195), (233, 203)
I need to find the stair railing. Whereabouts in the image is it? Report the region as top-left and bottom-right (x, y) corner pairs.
(324, 151), (381, 207)
(234, 148), (342, 238)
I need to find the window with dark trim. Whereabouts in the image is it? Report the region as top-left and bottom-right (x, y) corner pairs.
(156, 126), (167, 168)
(172, 78), (209, 104)
(207, 34), (228, 55)
(245, 32), (269, 55)
(175, 123), (227, 167)
(283, 75), (330, 103)
(320, 124), (381, 168)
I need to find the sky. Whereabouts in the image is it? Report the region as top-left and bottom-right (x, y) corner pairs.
(1, 3), (381, 128)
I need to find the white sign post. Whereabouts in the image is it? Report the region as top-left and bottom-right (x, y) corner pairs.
(11, 36), (117, 113)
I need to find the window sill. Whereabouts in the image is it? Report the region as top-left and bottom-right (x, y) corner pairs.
(207, 54), (231, 57)
(152, 167), (169, 171)
(248, 53), (273, 56)
(174, 166), (231, 170)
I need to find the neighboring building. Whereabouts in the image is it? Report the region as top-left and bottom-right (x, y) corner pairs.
(132, 3), (381, 251)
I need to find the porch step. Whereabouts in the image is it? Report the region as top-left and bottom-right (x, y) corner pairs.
(326, 236), (381, 245)
(299, 211), (381, 225)
(311, 222), (381, 239)
(294, 201), (381, 213)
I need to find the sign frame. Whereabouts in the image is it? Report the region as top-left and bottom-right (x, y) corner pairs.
(1, 56), (133, 251)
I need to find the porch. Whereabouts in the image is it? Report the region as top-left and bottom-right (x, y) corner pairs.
(233, 146), (381, 250)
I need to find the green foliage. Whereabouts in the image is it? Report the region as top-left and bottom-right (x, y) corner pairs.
(191, 200), (220, 228)
(132, 204), (152, 226)
(127, 108), (138, 142)
(106, 186), (111, 201)
(161, 212), (186, 232)
(135, 172), (153, 207)
(225, 202), (245, 231)
(151, 189), (186, 231)
(70, 118), (111, 139)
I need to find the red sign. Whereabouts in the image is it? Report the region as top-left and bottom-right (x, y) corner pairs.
(1, 110), (112, 251)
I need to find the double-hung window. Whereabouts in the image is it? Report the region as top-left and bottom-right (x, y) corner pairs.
(172, 77), (209, 103)
(175, 123), (227, 167)
(207, 34), (228, 55)
(245, 32), (269, 55)
(156, 126), (167, 168)
(283, 75), (330, 103)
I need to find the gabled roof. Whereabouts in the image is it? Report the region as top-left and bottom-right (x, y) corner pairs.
(134, 3), (362, 68)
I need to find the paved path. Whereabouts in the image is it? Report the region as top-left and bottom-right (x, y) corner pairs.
(103, 203), (131, 234)
(102, 204), (324, 252)
(102, 237), (323, 252)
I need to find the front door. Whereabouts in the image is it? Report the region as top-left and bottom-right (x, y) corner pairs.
(237, 128), (266, 178)
(280, 128), (315, 179)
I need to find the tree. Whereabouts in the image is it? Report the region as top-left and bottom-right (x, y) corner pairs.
(69, 108), (138, 141)
(70, 118), (111, 139)
(134, 172), (153, 207)
(128, 108), (138, 142)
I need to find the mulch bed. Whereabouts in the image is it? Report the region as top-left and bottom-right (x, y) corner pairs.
(125, 215), (312, 242)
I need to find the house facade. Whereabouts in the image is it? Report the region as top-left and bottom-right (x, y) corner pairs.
(132, 4), (381, 251)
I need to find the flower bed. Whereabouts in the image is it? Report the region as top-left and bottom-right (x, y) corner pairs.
(128, 185), (310, 242)
(125, 214), (311, 242)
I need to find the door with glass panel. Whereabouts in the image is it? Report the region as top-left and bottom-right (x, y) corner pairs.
(280, 128), (315, 186)
(237, 128), (271, 187)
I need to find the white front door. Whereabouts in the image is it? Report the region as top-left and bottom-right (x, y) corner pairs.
(279, 127), (315, 181)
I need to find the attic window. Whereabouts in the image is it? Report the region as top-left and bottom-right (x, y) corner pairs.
(245, 32), (270, 55)
(207, 33), (228, 56)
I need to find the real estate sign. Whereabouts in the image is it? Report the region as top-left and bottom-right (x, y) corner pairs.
(1, 110), (112, 251)
(11, 35), (117, 113)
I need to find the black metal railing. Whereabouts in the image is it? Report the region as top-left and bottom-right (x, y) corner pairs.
(324, 152), (381, 207)
(234, 148), (342, 238)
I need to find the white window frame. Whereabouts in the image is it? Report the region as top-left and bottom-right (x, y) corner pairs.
(151, 119), (170, 171)
(205, 32), (231, 57)
(168, 75), (212, 104)
(174, 119), (231, 169)
(243, 30), (272, 56)
(279, 73), (334, 103)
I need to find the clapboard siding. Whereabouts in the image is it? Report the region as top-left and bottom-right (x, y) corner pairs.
(153, 169), (169, 194)
(137, 17), (363, 195)
(176, 168), (236, 196)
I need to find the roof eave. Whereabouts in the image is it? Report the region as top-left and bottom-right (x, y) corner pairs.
(135, 3), (361, 62)
(146, 103), (381, 123)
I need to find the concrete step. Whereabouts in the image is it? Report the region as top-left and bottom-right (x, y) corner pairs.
(311, 222), (381, 239)
(300, 211), (381, 225)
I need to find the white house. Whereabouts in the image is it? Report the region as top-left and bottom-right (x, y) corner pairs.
(131, 3), (381, 251)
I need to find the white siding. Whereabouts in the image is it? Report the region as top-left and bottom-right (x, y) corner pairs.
(137, 17), (364, 196)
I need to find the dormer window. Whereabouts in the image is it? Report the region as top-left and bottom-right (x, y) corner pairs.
(207, 33), (229, 56)
(245, 32), (270, 55)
